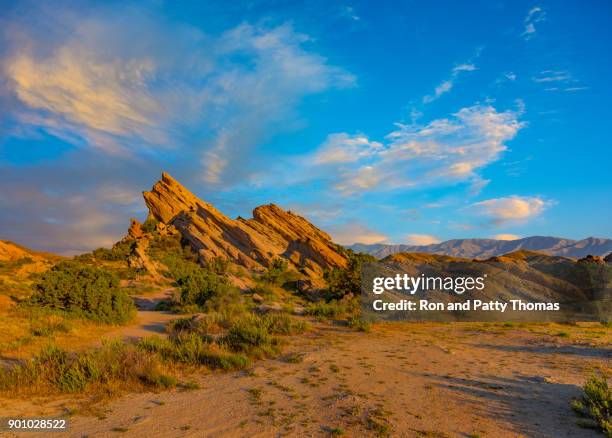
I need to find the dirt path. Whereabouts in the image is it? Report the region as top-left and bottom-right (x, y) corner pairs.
(106, 288), (181, 340)
(7, 322), (608, 438)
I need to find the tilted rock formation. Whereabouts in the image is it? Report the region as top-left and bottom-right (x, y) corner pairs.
(127, 239), (160, 278)
(142, 173), (347, 279)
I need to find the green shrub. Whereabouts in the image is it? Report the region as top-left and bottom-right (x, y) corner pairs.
(262, 313), (307, 335)
(572, 372), (611, 436)
(306, 299), (356, 319)
(225, 315), (272, 351)
(177, 265), (233, 307)
(347, 315), (371, 332)
(324, 250), (376, 300)
(138, 334), (250, 370)
(30, 315), (71, 337)
(260, 258), (298, 286)
(141, 218), (159, 233)
(0, 342), (175, 395)
(148, 235), (198, 268)
(92, 240), (133, 261)
(30, 261), (135, 323)
(167, 313), (226, 336)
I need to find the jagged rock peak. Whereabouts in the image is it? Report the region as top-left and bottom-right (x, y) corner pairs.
(142, 172), (347, 279)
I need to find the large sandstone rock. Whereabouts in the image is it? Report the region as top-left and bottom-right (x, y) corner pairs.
(142, 173), (347, 279)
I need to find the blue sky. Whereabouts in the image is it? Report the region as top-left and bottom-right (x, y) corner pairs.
(0, 0), (610, 254)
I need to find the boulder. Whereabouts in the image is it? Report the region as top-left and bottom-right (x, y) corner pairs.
(256, 302), (283, 313)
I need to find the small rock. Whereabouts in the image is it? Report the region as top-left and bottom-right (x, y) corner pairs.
(252, 293), (264, 303)
(292, 305), (306, 316)
(256, 302), (283, 313)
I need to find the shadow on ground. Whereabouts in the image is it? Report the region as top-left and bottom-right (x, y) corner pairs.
(430, 373), (601, 438)
(477, 342), (612, 359)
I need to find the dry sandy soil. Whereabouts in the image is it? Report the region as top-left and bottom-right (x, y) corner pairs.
(3, 321), (609, 438)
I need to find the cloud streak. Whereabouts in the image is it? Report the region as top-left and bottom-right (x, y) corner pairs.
(522, 6), (546, 40)
(423, 61), (477, 104)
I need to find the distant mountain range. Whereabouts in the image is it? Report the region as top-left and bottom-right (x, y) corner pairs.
(348, 236), (612, 259)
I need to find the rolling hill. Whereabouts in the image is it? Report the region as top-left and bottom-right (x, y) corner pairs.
(349, 236), (612, 259)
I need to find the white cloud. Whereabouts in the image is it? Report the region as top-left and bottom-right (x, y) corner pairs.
(423, 61), (478, 104)
(492, 233), (521, 240)
(313, 133), (382, 164)
(453, 64), (477, 73)
(522, 6), (546, 40)
(330, 223), (387, 245)
(405, 234), (440, 245)
(563, 87), (589, 92)
(532, 70), (572, 83)
(472, 195), (551, 224)
(311, 104), (524, 196)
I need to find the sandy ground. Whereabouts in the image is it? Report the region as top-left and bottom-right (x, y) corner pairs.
(107, 288), (180, 340)
(3, 322), (609, 438)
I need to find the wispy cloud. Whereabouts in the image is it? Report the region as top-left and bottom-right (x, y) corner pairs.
(471, 195), (552, 225)
(522, 6), (546, 40)
(532, 70), (572, 83)
(1, 8), (353, 167)
(310, 104), (525, 196)
(405, 234), (440, 245)
(532, 70), (588, 92)
(423, 61), (478, 104)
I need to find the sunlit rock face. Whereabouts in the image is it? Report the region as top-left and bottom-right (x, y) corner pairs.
(143, 172), (347, 279)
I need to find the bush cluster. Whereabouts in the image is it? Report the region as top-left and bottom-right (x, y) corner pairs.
(92, 240), (134, 261)
(324, 249), (376, 300)
(166, 312), (306, 361)
(30, 261), (135, 324)
(260, 258), (292, 285)
(177, 263), (233, 307)
(140, 217), (159, 233)
(0, 341), (175, 395)
(138, 334), (250, 371)
(572, 372), (611, 435)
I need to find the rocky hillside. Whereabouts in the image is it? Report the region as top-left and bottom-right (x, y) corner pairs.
(367, 251), (611, 322)
(0, 240), (61, 298)
(350, 236), (612, 259)
(142, 173), (347, 279)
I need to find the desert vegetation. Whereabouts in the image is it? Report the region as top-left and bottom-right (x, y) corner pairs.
(572, 372), (611, 436)
(29, 261), (135, 324)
